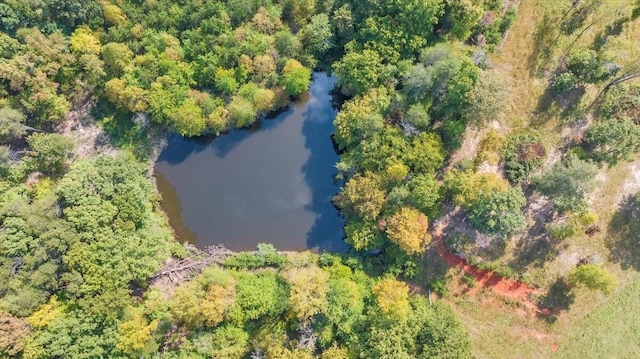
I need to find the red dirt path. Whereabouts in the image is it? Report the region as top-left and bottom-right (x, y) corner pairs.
(432, 222), (552, 315)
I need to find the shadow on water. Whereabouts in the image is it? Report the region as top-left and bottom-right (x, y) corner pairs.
(301, 73), (348, 252)
(155, 73), (347, 252)
(154, 170), (198, 243)
(159, 107), (293, 166)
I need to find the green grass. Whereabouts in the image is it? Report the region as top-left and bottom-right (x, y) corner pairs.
(445, 285), (556, 359)
(439, 1), (640, 358)
(555, 275), (640, 358)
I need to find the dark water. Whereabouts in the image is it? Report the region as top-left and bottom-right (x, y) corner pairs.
(154, 73), (347, 252)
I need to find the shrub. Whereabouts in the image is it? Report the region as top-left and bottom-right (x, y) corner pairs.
(599, 84), (640, 121)
(548, 221), (576, 240)
(445, 232), (473, 255)
(553, 71), (579, 91)
(475, 130), (504, 166)
(567, 264), (617, 294)
(475, 262), (518, 280)
(429, 279), (448, 296)
(461, 273), (476, 288)
(223, 253), (262, 269)
(502, 133), (546, 183)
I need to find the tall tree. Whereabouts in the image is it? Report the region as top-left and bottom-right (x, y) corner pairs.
(384, 207), (431, 255)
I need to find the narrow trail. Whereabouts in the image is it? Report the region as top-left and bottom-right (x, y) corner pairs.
(493, 0), (543, 128)
(431, 221), (553, 315)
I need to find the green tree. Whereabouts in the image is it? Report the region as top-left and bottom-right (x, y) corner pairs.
(233, 271), (288, 321)
(444, 169), (509, 208)
(0, 145), (10, 175)
(215, 68), (239, 95)
(443, 0), (484, 40)
(104, 78), (148, 113)
(334, 172), (387, 221)
(385, 162), (409, 185)
(584, 118), (640, 164)
(169, 283), (205, 328)
(285, 0), (317, 28)
(281, 59), (312, 97)
(26, 133), (74, 177)
(56, 155), (173, 315)
(101, 42), (133, 75)
(406, 132), (446, 174)
(167, 99), (208, 136)
(321, 345), (350, 359)
(324, 275), (365, 346)
(192, 325), (249, 359)
(104, 3), (128, 26)
(469, 186), (527, 236)
(253, 88), (277, 113)
(302, 14), (334, 55)
(333, 88), (389, 150)
(22, 309), (119, 358)
(344, 219), (385, 250)
(169, 269), (236, 328)
(417, 302), (473, 358)
(405, 103), (432, 132)
(332, 5), (355, 43)
(69, 27), (101, 54)
(355, 0), (445, 61)
(462, 70), (507, 125)
(274, 30), (303, 58)
(332, 49), (385, 95)
(228, 96), (257, 128)
(0, 106), (27, 142)
(534, 155), (599, 213)
(407, 173), (441, 217)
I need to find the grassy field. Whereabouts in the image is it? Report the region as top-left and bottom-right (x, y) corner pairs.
(437, 0), (640, 357)
(556, 275), (640, 358)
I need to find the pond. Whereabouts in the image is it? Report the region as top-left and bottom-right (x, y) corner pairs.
(154, 73), (348, 252)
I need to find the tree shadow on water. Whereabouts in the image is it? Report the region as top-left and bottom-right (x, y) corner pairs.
(158, 108), (291, 166)
(301, 73), (348, 253)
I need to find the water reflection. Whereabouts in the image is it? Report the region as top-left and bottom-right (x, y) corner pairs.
(154, 73), (347, 252)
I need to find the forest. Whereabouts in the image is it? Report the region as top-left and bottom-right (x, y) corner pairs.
(1, 0), (640, 358)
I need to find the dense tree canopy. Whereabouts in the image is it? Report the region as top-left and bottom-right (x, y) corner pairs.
(0, 0), (526, 356)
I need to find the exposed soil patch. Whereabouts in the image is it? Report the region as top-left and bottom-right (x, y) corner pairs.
(57, 99), (117, 159)
(432, 218), (553, 316)
(620, 161), (640, 203)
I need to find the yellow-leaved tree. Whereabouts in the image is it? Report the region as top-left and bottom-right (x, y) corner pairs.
(282, 265), (330, 321)
(372, 278), (411, 321)
(384, 207), (431, 255)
